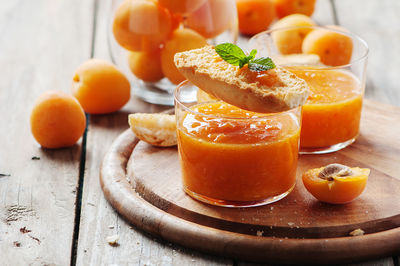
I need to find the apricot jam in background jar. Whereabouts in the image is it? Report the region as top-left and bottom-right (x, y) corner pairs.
(109, 0), (238, 106)
(175, 81), (301, 207)
(249, 26), (369, 154)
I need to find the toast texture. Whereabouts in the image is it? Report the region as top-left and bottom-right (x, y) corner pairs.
(128, 113), (176, 147)
(174, 45), (309, 113)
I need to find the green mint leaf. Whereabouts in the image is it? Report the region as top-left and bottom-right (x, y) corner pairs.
(239, 57), (250, 68)
(215, 43), (246, 66)
(239, 50), (257, 68)
(249, 49), (257, 59)
(248, 57), (276, 71)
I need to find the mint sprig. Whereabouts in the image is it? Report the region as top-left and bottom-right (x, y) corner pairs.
(215, 43), (275, 71)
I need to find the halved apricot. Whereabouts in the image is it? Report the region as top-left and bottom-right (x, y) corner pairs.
(271, 14), (316, 54)
(302, 27), (353, 66)
(112, 0), (172, 51)
(302, 164), (369, 204)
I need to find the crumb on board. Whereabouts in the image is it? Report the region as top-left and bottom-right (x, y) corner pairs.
(106, 234), (120, 246)
(349, 228), (365, 236)
(20, 227), (31, 234)
(13, 241), (21, 247)
(256, 230), (264, 237)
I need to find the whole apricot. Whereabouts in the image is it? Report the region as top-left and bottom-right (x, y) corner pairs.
(271, 14), (316, 54)
(112, 0), (172, 51)
(274, 0), (316, 18)
(302, 28), (353, 66)
(184, 0), (236, 39)
(161, 28), (207, 84)
(236, 0), (275, 36)
(30, 90), (86, 149)
(158, 0), (206, 14)
(71, 59), (130, 114)
(128, 50), (164, 82)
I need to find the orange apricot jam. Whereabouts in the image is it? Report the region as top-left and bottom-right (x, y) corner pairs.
(176, 101), (300, 205)
(288, 67), (363, 149)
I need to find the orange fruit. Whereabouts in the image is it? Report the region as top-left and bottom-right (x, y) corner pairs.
(128, 50), (164, 82)
(161, 28), (207, 84)
(271, 14), (315, 54)
(158, 0), (206, 14)
(30, 90), (86, 149)
(112, 0), (172, 51)
(274, 0), (316, 18)
(302, 28), (353, 66)
(71, 59), (130, 114)
(237, 0), (275, 36)
(184, 0), (236, 39)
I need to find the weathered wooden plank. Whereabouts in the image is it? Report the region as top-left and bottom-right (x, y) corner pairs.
(334, 0), (400, 106)
(75, 0), (232, 265)
(0, 0), (93, 265)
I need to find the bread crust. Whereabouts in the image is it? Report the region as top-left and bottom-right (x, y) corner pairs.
(128, 113), (177, 147)
(174, 46), (309, 113)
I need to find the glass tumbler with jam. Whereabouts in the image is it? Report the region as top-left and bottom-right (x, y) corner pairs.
(249, 26), (369, 154)
(175, 81), (301, 207)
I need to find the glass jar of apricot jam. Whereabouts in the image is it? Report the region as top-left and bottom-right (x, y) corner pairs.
(109, 0), (238, 105)
(175, 81), (301, 207)
(249, 26), (369, 154)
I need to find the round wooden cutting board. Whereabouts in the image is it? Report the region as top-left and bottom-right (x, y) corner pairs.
(100, 100), (400, 265)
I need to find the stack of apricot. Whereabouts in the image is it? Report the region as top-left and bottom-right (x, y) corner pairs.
(270, 14), (353, 66)
(112, 0), (236, 85)
(236, 0), (316, 35)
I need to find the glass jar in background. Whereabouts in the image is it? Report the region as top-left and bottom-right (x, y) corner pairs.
(249, 26), (369, 154)
(109, 0), (238, 105)
(175, 81), (301, 207)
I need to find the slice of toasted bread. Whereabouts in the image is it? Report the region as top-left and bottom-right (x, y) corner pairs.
(174, 45), (309, 113)
(128, 113), (177, 147)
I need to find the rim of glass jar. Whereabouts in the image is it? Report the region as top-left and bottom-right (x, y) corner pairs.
(249, 25), (369, 71)
(174, 80), (301, 120)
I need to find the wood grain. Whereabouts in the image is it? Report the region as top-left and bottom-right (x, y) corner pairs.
(101, 100), (400, 264)
(75, 0), (231, 265)
(0, 0), (93, 265)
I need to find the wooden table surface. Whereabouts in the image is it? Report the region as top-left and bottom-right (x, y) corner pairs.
(0, 0), (399, 265)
